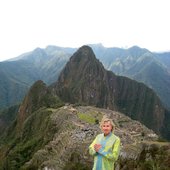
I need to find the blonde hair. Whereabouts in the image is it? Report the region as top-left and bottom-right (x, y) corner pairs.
(100, 116), (115, 132)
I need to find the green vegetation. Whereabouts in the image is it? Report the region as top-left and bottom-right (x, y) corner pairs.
(77, 110), (102, 125)
(0, 108), (58, 169)
(64, 162), (91, 170)
(77, 112), (96, 124)
(64, 152), (91, 170)
(0, 104), (19, 139)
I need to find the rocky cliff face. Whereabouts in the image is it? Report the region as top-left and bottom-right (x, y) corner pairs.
(16, 80), (64, 130)
(54, 46), (110, 108)
(0, 81), (64, 169)
(52, 45), (170, 140)
(0, 105), (19, 138)
(118, 141), (170, 170)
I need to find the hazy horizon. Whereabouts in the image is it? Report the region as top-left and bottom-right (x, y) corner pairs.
(0, 0), (170, 61)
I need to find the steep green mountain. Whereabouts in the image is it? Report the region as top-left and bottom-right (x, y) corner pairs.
(1, 44), (170, 111)
(132, 60), (170, 110)
(155, 52), (170, 72)
(90, 45), (170, 109)
(0, 104), (19, 138)
(0, 60), (39, 108)
(0, 46), (75, 109)
(90, 45), (150, 73)
(52, 46), (170, 140)
(0, 80), (64, 169)
(15, 46), (76, 84)
(0, 46), (170, 169)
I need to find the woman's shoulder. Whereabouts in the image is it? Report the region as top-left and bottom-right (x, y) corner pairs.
(97, 133), (103, 137)
(96, 133), (103, 138)
(111, 133), (120, 141)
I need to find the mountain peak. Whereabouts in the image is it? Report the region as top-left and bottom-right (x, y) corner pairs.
(128, 45), (149, 54)
(70, 45), (96, 62)
(57, 45), (105, 83)
(52, 46), (170, 139)
(53, 45), (107, 105)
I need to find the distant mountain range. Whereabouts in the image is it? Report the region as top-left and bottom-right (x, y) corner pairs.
(0, 44), (170, 111)
(0, 46), (76, 109)
(90, 44), (170, 110)
(0, 46), (169, 169)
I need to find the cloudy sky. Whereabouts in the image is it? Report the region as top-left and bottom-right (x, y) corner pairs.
(0, 0), (170, 61)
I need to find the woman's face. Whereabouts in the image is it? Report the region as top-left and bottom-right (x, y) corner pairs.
(101, 121), (112, 136)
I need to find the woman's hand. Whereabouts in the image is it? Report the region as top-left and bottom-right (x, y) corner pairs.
(94, 144), (102, 152)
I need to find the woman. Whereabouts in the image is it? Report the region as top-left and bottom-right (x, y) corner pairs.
(89, 116), (120, 170)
